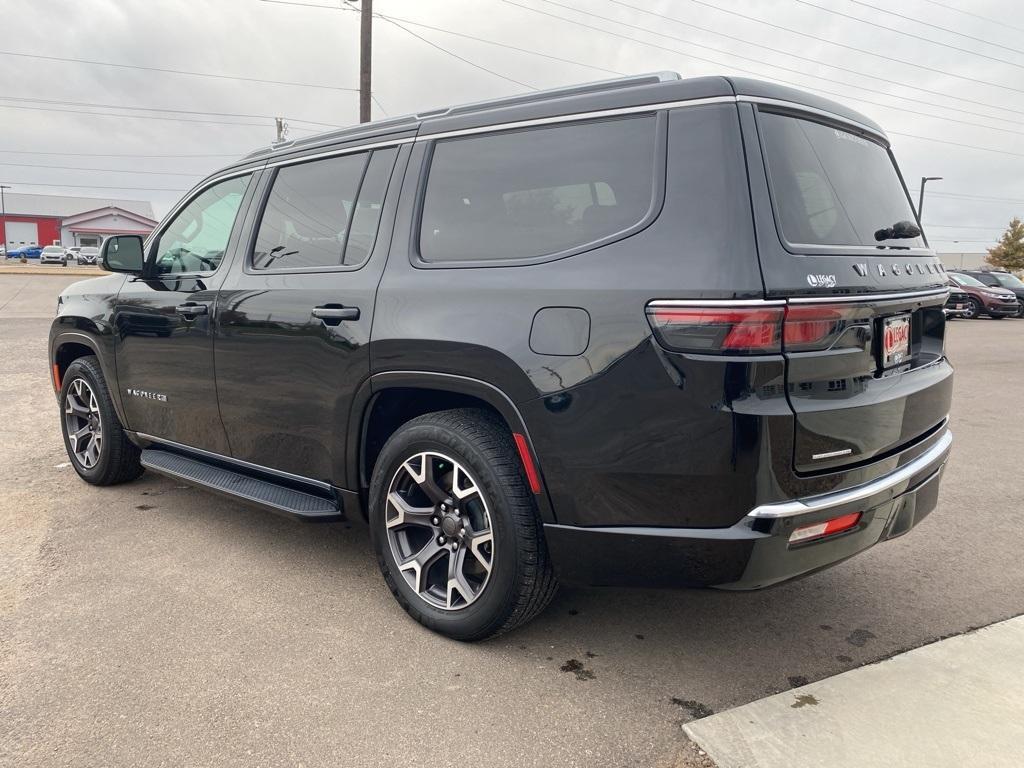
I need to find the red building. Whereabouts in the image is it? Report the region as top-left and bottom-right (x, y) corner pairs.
(1, 191), (157, 251)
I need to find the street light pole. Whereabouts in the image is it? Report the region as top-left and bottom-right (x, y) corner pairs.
(0, 184), (10, 255)
(918, 176), (942, 222)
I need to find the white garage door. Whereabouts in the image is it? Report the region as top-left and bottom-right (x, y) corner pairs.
(5, 221), (39, 248)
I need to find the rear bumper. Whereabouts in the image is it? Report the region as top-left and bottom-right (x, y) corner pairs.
(545, 429), (952, 590)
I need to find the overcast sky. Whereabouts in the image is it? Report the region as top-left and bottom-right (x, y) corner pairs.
(1, 0), (1021, 254)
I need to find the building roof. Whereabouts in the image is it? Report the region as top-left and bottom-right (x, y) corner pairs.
(0, 191), (155, 220)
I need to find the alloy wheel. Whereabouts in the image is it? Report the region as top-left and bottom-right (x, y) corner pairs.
(65, 378), (103, 469)
(963, 300), (979, 319)
(384, 451), (495, 611)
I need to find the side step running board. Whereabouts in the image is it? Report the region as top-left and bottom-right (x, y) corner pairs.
(140, 449), (342, 522)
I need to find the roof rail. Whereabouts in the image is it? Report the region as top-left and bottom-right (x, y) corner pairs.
(241, 113), (420, 160)
(437, 71), (681, 119)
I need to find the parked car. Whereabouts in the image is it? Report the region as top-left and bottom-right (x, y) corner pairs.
(49, 73), (954, 640)
(7, 245), (42, 259)
(944, 280), (971, 318)
(948, 271), (1019, 319)
(956, 269), (1024, 318)
(65, 246), (82, 261)
(77, 246), (100, 265)
(39, 245), (68, 266)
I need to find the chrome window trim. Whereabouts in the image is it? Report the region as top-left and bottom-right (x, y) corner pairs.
(738, 95), (887, 142)
(749, 428), (952, 519)
(131, 432), (334, 492)
(417, 96), (737, 142)
(265, 136), (415, 169)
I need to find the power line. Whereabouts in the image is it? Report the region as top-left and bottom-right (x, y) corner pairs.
(607, 0), (1024, 125)
(0, 95), (342, 129)
(0, 48), (359, 92)
(0, 149), (238, 158)
(847, 0), (1024, 56)
(502, 0), (1024, 160)
(924, 223), (1010, 230)
(795, 0), (1024, 72)
(889, 131), (1024, 159)
(0, 161), (203, 177)
(0, 101), (273, 128)
(910, 191), (1024, 206)
(379, 16), (535, 90)
(918, 0), (1024, 35)
(0, 181), (188, 192)
(378, 12), (624, 77)
(673, 0), (1024, 104)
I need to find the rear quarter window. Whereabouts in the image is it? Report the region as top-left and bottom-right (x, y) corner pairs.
(418, 115), (659, 264)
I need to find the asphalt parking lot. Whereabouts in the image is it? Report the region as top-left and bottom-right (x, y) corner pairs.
(2, 273), (1023, 768)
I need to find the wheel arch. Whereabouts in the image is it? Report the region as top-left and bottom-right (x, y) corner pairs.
(351, 371), (555, 523)
(49, 329), (129, 426)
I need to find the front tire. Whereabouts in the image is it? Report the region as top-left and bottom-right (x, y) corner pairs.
(369, 409), (557, 641)
(60, 356), (143, 486)
(963, 298), (982, 319)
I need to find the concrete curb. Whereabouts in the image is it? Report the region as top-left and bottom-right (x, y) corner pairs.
(684, 614), (1024, 768)
(0, 265), (109, 276)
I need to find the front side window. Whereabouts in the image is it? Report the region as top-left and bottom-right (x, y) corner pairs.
(759, 111), (923, 249)
(251, 148), (396, 271)
(154, 175), (251, 274)
(419, 115), (658, 263)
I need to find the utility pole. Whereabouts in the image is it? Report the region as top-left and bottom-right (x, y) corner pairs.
(346, 0), (372, 123)
(918, 176), (942, 222)
(0, 184), (9, 254)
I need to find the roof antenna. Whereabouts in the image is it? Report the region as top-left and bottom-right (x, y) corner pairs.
(272, 117), (291, 149)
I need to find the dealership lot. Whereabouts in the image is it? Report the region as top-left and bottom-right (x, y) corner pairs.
(2, 273), (1023, 767)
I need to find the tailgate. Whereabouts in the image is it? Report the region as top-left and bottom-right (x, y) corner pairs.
(785, 289), (952, 473)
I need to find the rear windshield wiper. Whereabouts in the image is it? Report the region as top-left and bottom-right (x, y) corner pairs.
(874, 220), (922, 241)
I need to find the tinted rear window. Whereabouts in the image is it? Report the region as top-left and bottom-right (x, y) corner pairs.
(419, 115), (657, 263)
(759, 111), (923, 249)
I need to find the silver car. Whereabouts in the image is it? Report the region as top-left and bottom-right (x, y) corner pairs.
(39, 246), (67, 265)
(77, 246), (100, 265)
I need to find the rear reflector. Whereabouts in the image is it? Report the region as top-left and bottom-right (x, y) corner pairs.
(512, 432), (542, 495)
(789, 512), (862, 544)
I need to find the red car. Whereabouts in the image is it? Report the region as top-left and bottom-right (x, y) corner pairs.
(948, 272), (1019, 319)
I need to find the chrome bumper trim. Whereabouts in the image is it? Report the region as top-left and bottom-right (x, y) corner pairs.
(749, 429), (953, 519)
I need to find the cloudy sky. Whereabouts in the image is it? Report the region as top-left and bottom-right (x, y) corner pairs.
(1, 0), (1021, 255)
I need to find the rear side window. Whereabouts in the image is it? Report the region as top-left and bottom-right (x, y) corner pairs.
(252, 147), (396, 271)
(758, 111), (923, 249)
(419, 115), (658, 263)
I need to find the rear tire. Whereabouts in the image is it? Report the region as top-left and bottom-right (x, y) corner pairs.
(59, 356), (143, 486)
(369, 408), (557, 641)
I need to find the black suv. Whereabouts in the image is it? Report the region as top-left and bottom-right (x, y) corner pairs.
(50, 74), (954, 640)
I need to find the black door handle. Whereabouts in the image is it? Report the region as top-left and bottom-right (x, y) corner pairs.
(176, 303), (208, 317)
(312, 305), (360, 324)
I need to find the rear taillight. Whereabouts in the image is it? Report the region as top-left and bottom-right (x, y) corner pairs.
(647, 302), (865, 354)
(789, 512), (862, 544)
(783, 304), (863, 352)
(645, 306), (783, 354)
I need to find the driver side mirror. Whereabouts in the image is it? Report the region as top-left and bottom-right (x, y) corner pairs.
(101, 235), (145, 274)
